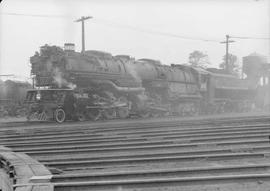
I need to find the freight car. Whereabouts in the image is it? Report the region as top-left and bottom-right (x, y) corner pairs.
(0, 80), (31, 117)
(25, 44), (257, 122)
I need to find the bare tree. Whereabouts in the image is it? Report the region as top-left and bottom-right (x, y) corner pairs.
(188, 50), (210, 68)
(219, 54), (240, 76)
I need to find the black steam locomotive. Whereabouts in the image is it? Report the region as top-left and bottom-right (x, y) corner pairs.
(25, 44), (257, 122)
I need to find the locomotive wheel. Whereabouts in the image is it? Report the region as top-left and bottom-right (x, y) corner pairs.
(54, 108), (66, 123)
(87, 109), (101, 121)
(26, 114), (31, 121)
(163, 111), (170, 117)
(77, 113), (86, 122)
(139, 110), (150, 118)
(177, 104), (184, 116)
(151, 112), (160, 118)
(190, 103), (199, 116)
(103, 108), (116, 119)
(192, 107), (199, 116)
(117, 107), (129, 119)
(17, 108), (26, 117)
(218, 102), (226, 113)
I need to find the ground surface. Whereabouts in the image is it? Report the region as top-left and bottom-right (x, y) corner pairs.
(0, 111), (268, 129)
(1, 112), (270, 191)
(0, 169), (13, 191)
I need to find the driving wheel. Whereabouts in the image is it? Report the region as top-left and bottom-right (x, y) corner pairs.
(55, 108), (66, 123)
(117, 107), (129, 119)
(103, 108), (116, 119)
(77, 113), (86, 122)
(87, 109), (102, 121)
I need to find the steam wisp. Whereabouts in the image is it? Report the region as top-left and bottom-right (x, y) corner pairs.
(53, 67), (76, 89)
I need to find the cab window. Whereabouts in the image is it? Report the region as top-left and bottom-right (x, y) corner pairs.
(26, 91), (36, 102)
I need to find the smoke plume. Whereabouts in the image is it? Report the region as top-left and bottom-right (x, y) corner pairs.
(53, 67), (76, 89)
(124, 59), (142, 84)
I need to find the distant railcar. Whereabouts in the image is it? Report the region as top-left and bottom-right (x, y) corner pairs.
(0, 80), (31, 117)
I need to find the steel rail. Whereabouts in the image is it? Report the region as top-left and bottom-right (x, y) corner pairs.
(19, 139), (270, 156)
(2, 119), (268, 137)
(11, 133), (270, 152)
(14, 173), (270, 190)
(3, 124), (270, 148)
(0, 114), (268, 133)
(37, 144), (270, 163)
(42, 152), (268, 169)
(51, 163), (270, 182)
(1, 123), (270, 146)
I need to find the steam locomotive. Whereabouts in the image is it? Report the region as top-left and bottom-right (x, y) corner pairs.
(25, 44), (257, 122)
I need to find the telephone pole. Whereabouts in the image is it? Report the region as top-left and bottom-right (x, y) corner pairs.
(220, 35), (235, 73)
(75, 16), (93, 53)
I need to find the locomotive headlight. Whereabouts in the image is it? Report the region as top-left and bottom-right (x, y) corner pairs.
(36, 92), (41, 100)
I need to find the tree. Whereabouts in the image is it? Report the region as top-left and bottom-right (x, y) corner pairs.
(188, 50), (210, 68)
(219, 54), (240, 76)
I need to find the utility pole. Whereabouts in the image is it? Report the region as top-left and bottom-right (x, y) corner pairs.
(220, 35), (235, 73)
(268, 66), (270, 111)
(75, 16), (93, 53)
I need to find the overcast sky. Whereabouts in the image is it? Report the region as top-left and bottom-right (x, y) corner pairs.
(0, 0), (269, 80)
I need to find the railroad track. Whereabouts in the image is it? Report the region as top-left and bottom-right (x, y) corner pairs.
(51, 163), (270, 182)
(1, 121), (270, 145)
(0, 112), (269, 132)
(1, 113), (270, 191)
(5, 128), (270, 147)
(15, 173), (270, 191)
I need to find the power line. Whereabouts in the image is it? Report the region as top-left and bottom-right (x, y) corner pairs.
(1, 12), (220, 43)
(93, 18), (220, 43)
(1, 12), (269, 42)
(230, 36), (270, 40)
(0, 12), (68, 18)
